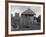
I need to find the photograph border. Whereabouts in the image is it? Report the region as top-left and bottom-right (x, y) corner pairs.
(5, 0), (45, 36)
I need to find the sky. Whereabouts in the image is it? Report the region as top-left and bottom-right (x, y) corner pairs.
(11, 5), (41, 17)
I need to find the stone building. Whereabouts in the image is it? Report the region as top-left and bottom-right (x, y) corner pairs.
(11, 9), (36, 30)
(20, 9), (35, 30)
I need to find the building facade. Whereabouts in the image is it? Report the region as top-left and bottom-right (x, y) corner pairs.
(20, 9), (35, 29)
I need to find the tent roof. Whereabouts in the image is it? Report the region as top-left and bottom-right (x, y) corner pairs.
(22, 9), (35, 15)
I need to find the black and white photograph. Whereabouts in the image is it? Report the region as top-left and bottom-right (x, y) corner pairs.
(8, 2), (45, 35)
(11, 5), (41, 31)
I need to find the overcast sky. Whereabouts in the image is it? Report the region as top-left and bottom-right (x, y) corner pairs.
(11, 5), (41, 17)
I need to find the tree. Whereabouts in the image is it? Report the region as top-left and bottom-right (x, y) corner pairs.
(37, 15), (41, 23)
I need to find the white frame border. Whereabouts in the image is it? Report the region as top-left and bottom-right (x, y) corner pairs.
(8, 3), (43, 34)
